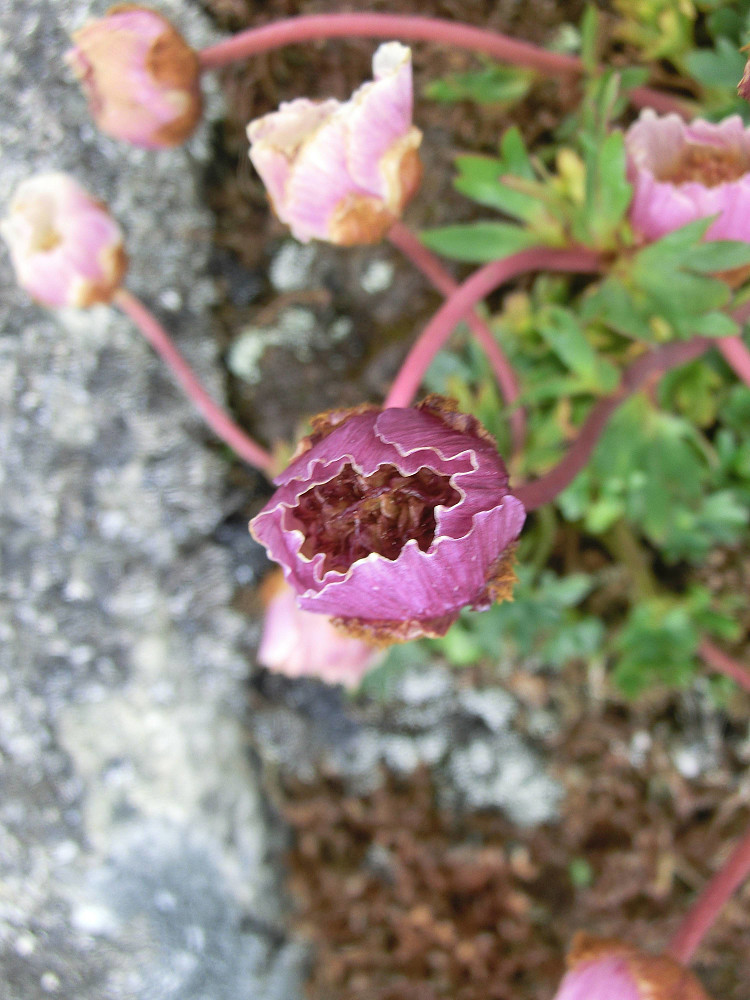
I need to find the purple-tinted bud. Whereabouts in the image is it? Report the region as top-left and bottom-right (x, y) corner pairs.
(258, 572), (383, 686)
(625, 110), (750, 243)
(1, 173), (127, 309)
(553, 935), (712, 1000)
(250, 397), (525, 643)
(247, 42), (423, 245)
(67, 5), (202, 149)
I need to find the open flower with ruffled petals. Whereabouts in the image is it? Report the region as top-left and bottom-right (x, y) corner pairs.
(67, 5), (202, 149)
(626, 110), (750, 243)
(553, 934), (712, 1000)
(1, 173), (126, 308)
(250, 396), (525, 643)
(247, 42), (423, 245)
(258, 571), (383, 686)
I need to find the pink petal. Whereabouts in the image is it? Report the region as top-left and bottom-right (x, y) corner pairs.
(248, 98), (340, 215)
(283, 114), (364, 242)
(626, 110), (750, 242)
(258, 576), (382, 686)
(553, 957), (640, 1000)
(297, 498), (525, 623)
(67, 8), (201, 149)
(245, 44), (421, 244)
(344, 42), (414, 197)
(1, 173), (125, 308)
(625, 110), (687, 178)
(275, 409), (474, 487)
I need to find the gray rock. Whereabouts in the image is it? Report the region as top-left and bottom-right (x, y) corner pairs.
(250, 665), (564, 824)
(0, 3), (304, 998)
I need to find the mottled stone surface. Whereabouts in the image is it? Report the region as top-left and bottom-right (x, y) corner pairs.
(0, 3), (306, 998)
(250, 665), (564, 828)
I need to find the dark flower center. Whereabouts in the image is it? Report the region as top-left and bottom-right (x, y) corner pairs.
(293, 463), (460, 573)
(661, 144), (748, 186)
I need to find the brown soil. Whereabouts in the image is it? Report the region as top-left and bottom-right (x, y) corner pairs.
(278, 677), (750, 1000)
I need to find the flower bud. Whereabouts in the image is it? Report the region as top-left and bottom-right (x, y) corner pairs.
(625, 110), (750, 243)
(258, 571), (383, 686)
(553, 934), (712, 1000)
(250, 397), (525, 643)
(67, 5), (202, 149)
(247, 42), (423, 245)
(1, 173), (127, 308)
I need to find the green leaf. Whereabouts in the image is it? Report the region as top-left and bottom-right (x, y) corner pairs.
(614, 598), (700, 697)
(498, 126), (536, 179)
(579, 130), (632, 245)
(682, 239), (750, 272)
(686, 37), (747, 91)
(454, 156), (541, 220)
(537, 306), (620, 391)
(580, 5), (600, 73)
(658, 359), (722, 426)
(419, 222), (539, 263)
(424, 64), (533, 105)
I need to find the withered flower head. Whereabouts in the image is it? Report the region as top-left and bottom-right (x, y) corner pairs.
(67, 5), (202, 149)
(250, 397), (525, 643)
(247, 42), (423, 245)
(1, 172), (126, 308)
(553, 934), (713, 1000)
(625, 109), (750, 243)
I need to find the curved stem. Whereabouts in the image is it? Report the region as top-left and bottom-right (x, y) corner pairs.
(384, 246), (603, 409)
(387, 221), (526, 455)
(114, 288), (275, 473)
(699, 638), (750, 695)
(667, 818), (750, 964)
(197, 13), (691, 116)
(718, 335), (750, 388)
(515, 338), (710, 511)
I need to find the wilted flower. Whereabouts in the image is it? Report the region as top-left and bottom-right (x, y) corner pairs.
(258, 571), (383, 686)
(67, 5), (202, 149)
(247, 42), (423, 245)
(553, 934), (711, 1000)
(1, 173), (126, 308)
(625, 110), (750, 242)
(250, 396), (525, 643)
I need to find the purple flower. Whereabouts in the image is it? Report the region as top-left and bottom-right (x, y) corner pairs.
(246, 42), (423, 245)
(258, 572), (383, 686)
(1, 173), (127, 308)
(553, 935), (712, 1000)
(250, 397), (525, 643)
(626, 110), (750, 242)
(67, 6), (202, 149)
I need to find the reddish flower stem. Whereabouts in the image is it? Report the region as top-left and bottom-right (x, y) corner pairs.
(699, 638), (750, 695)
(515, 338), (710, 511)
(384, 246), (603, 409)
(667, 817), (750, 964)
(387, 221), (526, 455)
(197, 13), (691, 117)
(718, 335), (750, 388)
(114, 288), (275, 473)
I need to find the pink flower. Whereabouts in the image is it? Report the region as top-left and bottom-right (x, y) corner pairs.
(250, 397), (525, 643)
(258, 572), (383, 686)
(626, 110), (750, 242)
(1, 173), (127, 308)
(247, 42), (423, 245)
(67, 5), (202, 149)
(553, 934), (712, 1000)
